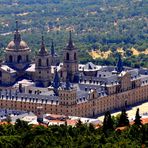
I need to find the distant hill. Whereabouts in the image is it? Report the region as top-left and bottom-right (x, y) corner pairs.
(0, 0), (147, 67)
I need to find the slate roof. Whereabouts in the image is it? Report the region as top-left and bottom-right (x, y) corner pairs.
(26, 64), (35, 72)
(83, 62), (98, 71)
(1, 65), (16, 73)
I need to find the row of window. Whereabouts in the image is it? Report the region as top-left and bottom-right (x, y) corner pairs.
(38, 58), (49, 67)
(0, 95), (59, 104)
(65, 52), (77, 61)
(9, 55), (29, 63)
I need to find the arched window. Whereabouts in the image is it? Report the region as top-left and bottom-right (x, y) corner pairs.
(0, 71), (2, 77)
(66, 53), (69, 60)
(26, 55), (29, 62)
(9, 55), (13, 63)
(125, 100), (127, 107)
(93, 111), (95, 117)
(46, 58), (49, 66)
(38, 59), (42, 66)
(17, 55), (22, 63)
(74, 52), (77, 60)
(93, 94), (95, 99)
(60, 71), (63, 77)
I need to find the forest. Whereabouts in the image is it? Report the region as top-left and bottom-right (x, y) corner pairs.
(0, 108), (148, 147)
(0, 0), (147, 67)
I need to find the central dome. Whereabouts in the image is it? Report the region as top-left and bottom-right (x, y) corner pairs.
(6, 20), (30, 52)
(6, 40), (29, 51)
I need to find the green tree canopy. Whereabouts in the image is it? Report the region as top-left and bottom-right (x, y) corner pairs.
(118, 108), (129, 127)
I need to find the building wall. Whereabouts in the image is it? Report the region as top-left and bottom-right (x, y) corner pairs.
(35, 54), (51, 87)
(0, 84), (147, 117)
(5, 50), (31, 70)
(0, 70), (16, 86)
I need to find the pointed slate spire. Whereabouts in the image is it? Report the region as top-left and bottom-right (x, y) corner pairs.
(116, 54), (124, 73)
(41, 35), (45, 49)
(51, 40), (55, 56)
(39, 34), (47, 54)
(53, 69), (60, 89)
(14, 19), (21, 44)
(65, 73), (71, 90)
(67, 31), (74, 48)
(53, 69), (60, 96)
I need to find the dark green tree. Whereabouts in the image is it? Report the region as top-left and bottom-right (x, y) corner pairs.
(5, 115), (12, 124)
(112, 114), (121, 128)
(14, 119), (30, 133)
(103, 111), (114, 133)
(118, 109), (129, 127)
(134, 108), (142, 126)
(76, 119), (83, 128)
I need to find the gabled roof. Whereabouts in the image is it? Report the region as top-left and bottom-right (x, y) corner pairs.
(83, 62), (98, 71)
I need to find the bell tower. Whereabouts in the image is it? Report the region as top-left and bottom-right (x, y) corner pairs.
(62, 31), (79, 83)
(35, 35), (51, 87)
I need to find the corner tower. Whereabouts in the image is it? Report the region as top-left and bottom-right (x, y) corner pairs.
(59, 75), (77, 107)
(62, 31), (79, 83)
(35, 35), (51, 87)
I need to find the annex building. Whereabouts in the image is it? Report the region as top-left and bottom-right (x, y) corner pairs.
(0, 21), (147, 117)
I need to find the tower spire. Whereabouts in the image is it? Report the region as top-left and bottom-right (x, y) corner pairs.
(53, 69), (60, 96)
(68, 30), (74, 48)
(39, 34), (47, 54)
(65, 73), (71, 90)
(51, 40), (55, 56)
(41, 34), (44, 47)
(53, 69), (60, 89)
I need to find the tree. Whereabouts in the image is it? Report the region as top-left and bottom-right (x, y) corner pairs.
(5, 115), (11, 124)
(118, 109), (129, 127)
(14, 119), (30, 133)
(76, 119), (83, 128)
(134, 108), (142, 126)
(103, 111), (114, 133)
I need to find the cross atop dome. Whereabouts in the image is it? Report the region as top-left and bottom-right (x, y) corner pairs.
(14, 20), (21, 44)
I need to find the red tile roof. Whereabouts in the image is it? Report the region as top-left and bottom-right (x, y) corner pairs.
(0, 122), (9, 125)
